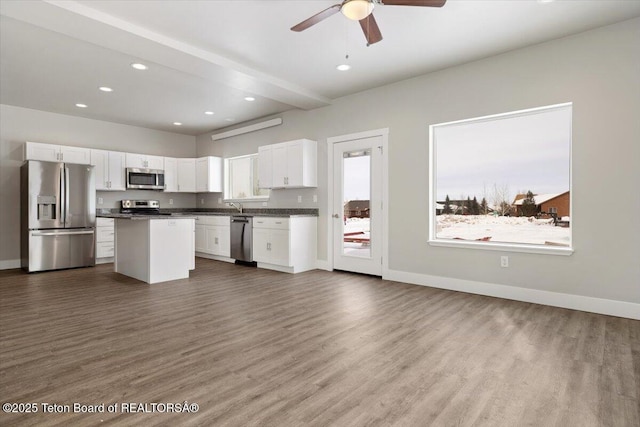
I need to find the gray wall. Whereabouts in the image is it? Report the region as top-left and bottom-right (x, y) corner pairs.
(197, 18), (640, 304)
(0, 105), (197, 265)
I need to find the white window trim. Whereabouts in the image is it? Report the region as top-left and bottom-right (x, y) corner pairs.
(428, 102), (574, 256)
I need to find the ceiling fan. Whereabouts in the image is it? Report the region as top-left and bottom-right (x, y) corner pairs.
(291, 0), (447, 46)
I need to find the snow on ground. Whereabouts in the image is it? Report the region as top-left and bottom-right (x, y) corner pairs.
(343, 218), (371, 258)
(436, 214), (570, 246)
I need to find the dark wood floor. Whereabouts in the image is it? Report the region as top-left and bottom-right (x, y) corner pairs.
(0, 259), (638, 426)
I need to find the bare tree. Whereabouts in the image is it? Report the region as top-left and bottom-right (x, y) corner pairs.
(491, 183), (511, 216)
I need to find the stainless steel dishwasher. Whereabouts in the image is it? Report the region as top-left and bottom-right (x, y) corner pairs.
(230, 216), (253, 262)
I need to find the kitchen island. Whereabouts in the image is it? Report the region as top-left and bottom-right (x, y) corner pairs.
(113, 216), (195, 284)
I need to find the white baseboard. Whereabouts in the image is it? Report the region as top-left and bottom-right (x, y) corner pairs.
(384, 269), (640, 320)
(315, 259), (332, 271)
(0, 259), (20, 270)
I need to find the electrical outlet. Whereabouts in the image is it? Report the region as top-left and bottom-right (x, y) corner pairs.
(218, 198), (222, 204)
(201, 198), (204, 205)
(500, 256), (509, 268)
(97, 197), (103, 205)
(262, 201), (267, 207)
(313, 194), (317, 203)
(169, 199), (173, 205)
(297, 195), (302, 203)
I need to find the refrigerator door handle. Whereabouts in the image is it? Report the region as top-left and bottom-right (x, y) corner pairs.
(59, 165), (65, 225)
(32, 230), (94, 236)
(64, 166), (70, 226)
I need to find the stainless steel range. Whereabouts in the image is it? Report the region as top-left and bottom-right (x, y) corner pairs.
(120, 200), (170, 216)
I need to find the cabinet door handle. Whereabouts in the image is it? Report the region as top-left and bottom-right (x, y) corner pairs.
(215, 237), (219, 244)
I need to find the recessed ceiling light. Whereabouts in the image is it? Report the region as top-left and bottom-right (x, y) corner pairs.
(336, 64), (351, 71)
(99, 86), (113, 92)
(225, 118), (234, 122)
(75, 103), (88, 108)
(536, 0), (555, 3)
(244, 96), (255, 102)
(173, 122), (182, 126)
(205, 111), (215, 115)
(131, 63), (148, 70)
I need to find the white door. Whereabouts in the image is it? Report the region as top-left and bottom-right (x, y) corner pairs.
(333, 136), (383, 276)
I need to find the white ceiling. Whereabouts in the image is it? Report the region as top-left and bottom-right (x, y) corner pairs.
(1, 0), (639, 136)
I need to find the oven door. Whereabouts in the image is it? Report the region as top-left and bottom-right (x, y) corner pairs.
(126, 168), (165, 190)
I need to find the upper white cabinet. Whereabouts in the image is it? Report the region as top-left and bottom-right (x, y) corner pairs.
(125, 153), (164, 170)
(196, 156), (223, 193)
(258, 139), (317, 189)
(164, 157), (178, 192)
(25, 141), (91, 165)
(177, 158), (196, 192)
(257, 145), (273, 189)
(90, 149), (126, 191)
(164, 158), (197, 193)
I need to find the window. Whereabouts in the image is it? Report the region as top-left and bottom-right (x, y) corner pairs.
(224, 154), (269, 201)
(429, 103), (572, 254)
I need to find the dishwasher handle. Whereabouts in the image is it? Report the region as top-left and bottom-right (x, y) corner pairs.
(231, 218), (250, 223)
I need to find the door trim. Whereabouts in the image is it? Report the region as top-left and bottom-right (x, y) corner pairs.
(326, 128), (389, 275)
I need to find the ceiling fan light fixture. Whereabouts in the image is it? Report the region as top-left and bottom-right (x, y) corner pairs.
(341, 0), (374, 21)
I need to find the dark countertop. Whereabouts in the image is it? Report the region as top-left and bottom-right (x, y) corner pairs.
(97, 208), (319, 219)
(99, 213), (198, 220)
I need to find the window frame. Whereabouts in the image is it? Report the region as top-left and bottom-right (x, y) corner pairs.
(428, 102), (574, 256)
(223, 153), (270, 202)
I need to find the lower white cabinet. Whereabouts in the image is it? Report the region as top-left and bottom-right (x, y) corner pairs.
(252, 216), (317, 273)
(194, 216), (231, 259)
(96, 217), (115, 262)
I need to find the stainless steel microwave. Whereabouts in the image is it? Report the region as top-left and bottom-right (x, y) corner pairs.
(126, 168), (165, 190)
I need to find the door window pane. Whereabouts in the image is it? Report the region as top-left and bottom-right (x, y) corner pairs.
(343, 150), (371, 258)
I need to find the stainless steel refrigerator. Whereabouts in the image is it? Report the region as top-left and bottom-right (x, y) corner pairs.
(21, 160), (96, 272)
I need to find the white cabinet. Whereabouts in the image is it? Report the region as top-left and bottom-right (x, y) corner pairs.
(164, 158), (197, 193)
(125, 153), (164, 170)
(115, 217), (194, 284)
(164, 157), (178, 192)
(258, 145), (273, 189)
(96, 217), (115, 262)
(252, 216), (317, 273)
(25, 141), (91, 165)
(177, 159), (196, 192)
(194, 216), (231, 258)
(257, 139), (316, 189)
(91, 149), (125, 191)
(196, 156), (223, 192)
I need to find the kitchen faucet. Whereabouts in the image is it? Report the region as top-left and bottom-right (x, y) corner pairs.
(229, 202), (243, 214)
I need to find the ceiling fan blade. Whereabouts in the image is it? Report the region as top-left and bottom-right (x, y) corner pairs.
(291, 4), (342, 32)
(359, 13), (383, 45)
(380, 0), (446, 7)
